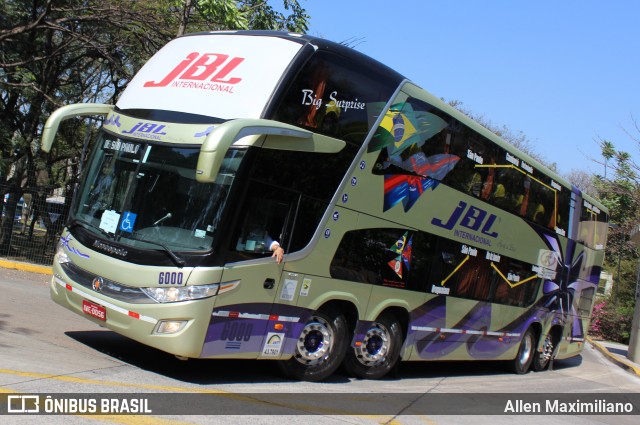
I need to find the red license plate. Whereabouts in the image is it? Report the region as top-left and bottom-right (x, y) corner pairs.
(82, 300), (106, 321)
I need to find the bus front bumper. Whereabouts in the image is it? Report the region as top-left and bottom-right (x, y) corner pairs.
(50, 272), (215, 359)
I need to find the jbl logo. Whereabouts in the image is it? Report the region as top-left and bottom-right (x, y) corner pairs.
(144, 52), (244, 88)
(432, 201), (499, 238)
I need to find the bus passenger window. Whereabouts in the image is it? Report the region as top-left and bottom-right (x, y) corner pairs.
(330, 228), (430, 292)
(577, 287), (596, 317)
(467, 170), (483, 197)
(490, 171), (509, 209)
(453, 254), (494, 302)
(515, 177), (531, 217)
(491, 260), (539, 307)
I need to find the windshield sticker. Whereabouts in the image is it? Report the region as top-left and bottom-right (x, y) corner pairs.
(119, 212), (137, 233)
(100, 210), (120, 234)
(194, 229), (206, 239)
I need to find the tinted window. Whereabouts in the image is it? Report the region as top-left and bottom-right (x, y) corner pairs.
(331, 228), (541, 306)
(226, 147), (349, 262)
(330, 228), (433, 292)
(491, 258), (540, 307)
(428, 238), (540, 306)
(578, 198), (608, 250)
(272, 51), (398, 146)
(577, 287), (596, 317)
(368, 92), (571, 233)
(368, 97), (461, 212)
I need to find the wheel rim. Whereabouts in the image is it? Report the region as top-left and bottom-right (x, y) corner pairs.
(539, 335), (554, 366)
(294, 316), (333, 365)
(355, 322), (390, 366)
(518, 332), (533, 366)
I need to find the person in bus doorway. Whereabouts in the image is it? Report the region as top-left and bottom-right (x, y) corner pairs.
(270, 240), (285, 264)
(240, 226), (285, 264)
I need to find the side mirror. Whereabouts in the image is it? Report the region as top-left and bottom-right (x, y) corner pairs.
(196, 119), (345, 183)
(41, 104), (114, 152)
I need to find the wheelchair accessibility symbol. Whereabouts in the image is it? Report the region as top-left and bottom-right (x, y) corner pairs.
(119, 211), (137, 233)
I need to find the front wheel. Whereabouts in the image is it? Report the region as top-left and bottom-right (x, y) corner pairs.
(342, 313), (403, 380)
(278, 304), (348, 382)
(510, 327), (535, 374)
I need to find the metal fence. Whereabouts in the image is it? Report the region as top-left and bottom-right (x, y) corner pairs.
(0, 185), (68, 266)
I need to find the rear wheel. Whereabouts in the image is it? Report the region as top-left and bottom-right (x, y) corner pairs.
(510, 327), (535, 374)
(532, 333), (554, 371)
(278, 304), (348, 382)
(343, 313), (403, 380)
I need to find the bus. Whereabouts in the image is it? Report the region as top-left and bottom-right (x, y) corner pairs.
(43, 31), (609, 381)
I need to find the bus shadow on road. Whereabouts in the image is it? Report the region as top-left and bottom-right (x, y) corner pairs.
(66, 329), (583, 385)
(395, 354), (582, 379)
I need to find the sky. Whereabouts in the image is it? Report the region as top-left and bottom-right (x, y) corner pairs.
(303, 0), (640, 177)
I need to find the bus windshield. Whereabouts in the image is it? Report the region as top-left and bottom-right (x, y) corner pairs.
(71, 131), (244, 253)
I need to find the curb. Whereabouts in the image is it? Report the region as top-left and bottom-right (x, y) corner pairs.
(587, 336), (640, 377)
(0, 259), (52, 275)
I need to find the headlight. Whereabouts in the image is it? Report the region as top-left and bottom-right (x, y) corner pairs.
(55, 240), (71, 264)
(141, 283), (220, 303)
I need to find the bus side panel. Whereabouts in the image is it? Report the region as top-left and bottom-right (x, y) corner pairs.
(200, 261), (282, 359)
(410, 297), (524, 361)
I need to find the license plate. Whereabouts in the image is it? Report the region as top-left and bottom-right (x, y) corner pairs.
(82, 300), (106, 321)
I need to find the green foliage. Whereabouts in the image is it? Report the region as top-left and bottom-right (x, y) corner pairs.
(588, 124), (640, 343)
(589, 300), (633, 343)
(173, 1), (309, 35)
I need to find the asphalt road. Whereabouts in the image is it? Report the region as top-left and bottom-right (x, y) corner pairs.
(0, 267), (639, 424)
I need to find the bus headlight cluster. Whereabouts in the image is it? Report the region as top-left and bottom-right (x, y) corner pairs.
(141, 283), (220, 303)
(55, 240), (71, 264)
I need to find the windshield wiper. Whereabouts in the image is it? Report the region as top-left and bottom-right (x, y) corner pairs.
(127, 232), (186, 267)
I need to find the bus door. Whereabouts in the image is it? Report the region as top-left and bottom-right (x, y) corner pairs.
(200, 260), (284, 358)
(200, 197), (290, 359)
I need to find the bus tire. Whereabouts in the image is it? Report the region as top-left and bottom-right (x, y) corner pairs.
(342, 313), (403, 380)
(510, 327), (535, 374)
(532, 333), (554, 372)
(279, 304), (348, 382)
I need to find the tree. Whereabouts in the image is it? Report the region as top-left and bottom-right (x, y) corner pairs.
(176, 0), (309, 36)
(565, 169), (598, 197)
(587, 119), (640, 343)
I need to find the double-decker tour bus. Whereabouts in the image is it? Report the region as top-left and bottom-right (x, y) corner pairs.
(43, 31), (609, 381)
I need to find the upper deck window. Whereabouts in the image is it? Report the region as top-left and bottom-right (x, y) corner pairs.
(578, 199), (608, 250)
(271, 50), (398, 146)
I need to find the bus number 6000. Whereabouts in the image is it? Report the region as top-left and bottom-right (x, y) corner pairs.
(221, 322), (253, 341)
(158, 272), (183, 285)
